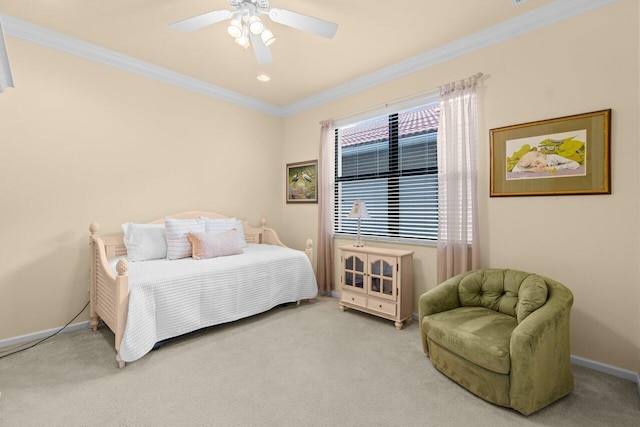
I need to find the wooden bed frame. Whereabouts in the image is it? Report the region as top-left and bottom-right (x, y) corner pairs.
(89, 211), (313, 368)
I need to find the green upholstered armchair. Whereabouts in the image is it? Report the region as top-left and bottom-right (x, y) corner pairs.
(419, 269), (574, 415)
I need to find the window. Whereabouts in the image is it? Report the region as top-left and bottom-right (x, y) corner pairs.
(334, 103), (439, 242)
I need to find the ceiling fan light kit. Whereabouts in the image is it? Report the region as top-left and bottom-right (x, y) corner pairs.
(228, 5), (274, 50)
(170, 0), (338, 64)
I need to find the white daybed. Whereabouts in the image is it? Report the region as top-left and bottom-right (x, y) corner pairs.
(89, 212), (317, 368)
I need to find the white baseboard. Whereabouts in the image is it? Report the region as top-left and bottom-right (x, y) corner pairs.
(0, 321), (90, 350)
(571, 355), (639, 385)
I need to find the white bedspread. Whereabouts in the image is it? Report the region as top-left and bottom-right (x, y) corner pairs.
(110, 244), (317, 362)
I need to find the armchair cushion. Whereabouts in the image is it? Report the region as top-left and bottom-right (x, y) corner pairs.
(424, 307), (518, 374)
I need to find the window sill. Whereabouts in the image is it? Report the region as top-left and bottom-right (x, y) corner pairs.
(333, 233), (437, 248)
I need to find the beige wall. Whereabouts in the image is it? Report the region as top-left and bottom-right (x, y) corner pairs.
(0, 39), (283, 340)
(282, 1), (640, 372)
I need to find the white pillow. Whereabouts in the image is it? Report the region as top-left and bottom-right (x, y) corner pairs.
(201, 217), (248, 248)
(121, 223), (167, 262)
(164, 217), (205, 260)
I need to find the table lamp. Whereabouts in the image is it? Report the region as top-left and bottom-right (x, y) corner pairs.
(348, 199), (370, 247)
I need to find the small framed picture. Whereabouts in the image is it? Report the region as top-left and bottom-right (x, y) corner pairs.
(286, 160), (318, 203)
(490, 109), (611, 196)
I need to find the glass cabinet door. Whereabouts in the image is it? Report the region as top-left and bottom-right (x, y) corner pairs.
(343, 252), (366, 292)
(368, 255), (396, 300)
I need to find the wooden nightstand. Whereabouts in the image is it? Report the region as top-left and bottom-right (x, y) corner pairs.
(338, 245), (414, 329)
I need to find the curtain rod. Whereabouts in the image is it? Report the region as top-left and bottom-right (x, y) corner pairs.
(321, 72), (483, 125)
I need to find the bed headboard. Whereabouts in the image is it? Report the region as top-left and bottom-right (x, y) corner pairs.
(90, 211), (266, 260)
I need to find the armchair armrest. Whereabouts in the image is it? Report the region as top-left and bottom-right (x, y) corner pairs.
(418, 272), (470, 355)
(418, 280), (460, 318)
(509, 280), (574, 415)
(419, 274), (468, 318)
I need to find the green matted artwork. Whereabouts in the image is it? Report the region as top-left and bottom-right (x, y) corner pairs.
(490, 109), (611, 197)
(286, 160), (318, 203)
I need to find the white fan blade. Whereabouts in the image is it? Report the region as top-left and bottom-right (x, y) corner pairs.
(249, 32), (273, 64)
(169, 10), (233, 32)
(268, 8), (338, 39)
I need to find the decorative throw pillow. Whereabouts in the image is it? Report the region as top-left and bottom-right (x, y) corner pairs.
(121, 223), (167, 262)
(188, 229), (244, 260)
(164, 217), (205, 260)
(201, 217), (248, 248)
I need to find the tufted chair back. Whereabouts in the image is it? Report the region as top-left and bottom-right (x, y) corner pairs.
(457, 269), (549, 323)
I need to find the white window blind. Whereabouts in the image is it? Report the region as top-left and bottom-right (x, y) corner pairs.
(334, 103), (439, 241)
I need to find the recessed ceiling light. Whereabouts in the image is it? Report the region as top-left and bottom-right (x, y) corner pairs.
(256, 74), (271, 82)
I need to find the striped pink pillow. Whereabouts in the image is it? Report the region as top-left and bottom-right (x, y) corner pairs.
(188, 229), (243, 260)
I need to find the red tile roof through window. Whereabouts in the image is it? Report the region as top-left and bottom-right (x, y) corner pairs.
(341, 104), (440, 147)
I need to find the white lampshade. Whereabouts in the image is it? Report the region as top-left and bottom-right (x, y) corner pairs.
(348, 200), (371, 219)
(261, 29), (276, 46)
(248, 16), (264, 35)
(235, 35), (250, 50)
(227, 18), (243, 38)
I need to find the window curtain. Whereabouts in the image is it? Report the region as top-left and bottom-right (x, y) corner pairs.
(0, 17), (14, 93)
(316, 120), (335, 294)
(436, 76), (480, 283)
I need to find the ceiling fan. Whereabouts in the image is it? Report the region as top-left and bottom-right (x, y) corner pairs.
(169, 0), (338, 64)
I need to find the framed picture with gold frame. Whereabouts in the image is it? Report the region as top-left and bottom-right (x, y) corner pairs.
(286, 160), (318, 203)
(490, 109), (611, 197)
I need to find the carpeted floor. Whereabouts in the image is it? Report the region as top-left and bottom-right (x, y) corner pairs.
(0, 296), (638, 426)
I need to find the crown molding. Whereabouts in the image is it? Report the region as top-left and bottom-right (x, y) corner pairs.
(0, 14), (283, 117)
(281, 0), (619, 117)
(1, 0), (619, 118)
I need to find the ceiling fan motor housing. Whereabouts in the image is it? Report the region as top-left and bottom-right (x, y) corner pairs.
(230, 0), (270, 9)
